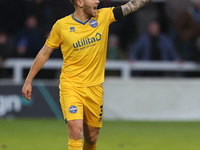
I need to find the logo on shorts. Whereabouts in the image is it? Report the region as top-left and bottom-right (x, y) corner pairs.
(89, 19), (98, 28)
(69, 105), (78, 114)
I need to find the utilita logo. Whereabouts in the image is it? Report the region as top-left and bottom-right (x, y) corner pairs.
(73, 32), (101, 48)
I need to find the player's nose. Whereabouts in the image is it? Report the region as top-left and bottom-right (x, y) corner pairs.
(96, 0), (100, 4)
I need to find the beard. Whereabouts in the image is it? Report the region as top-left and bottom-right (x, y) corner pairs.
(83, 4), (97, 18)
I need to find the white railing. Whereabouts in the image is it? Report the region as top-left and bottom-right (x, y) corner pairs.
(1, 58), (200, 83)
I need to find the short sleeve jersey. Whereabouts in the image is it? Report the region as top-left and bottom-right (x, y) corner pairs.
(45, 7), (116, 87)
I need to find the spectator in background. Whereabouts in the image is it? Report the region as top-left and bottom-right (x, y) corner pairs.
(0, 31), (14, 78)
(0, 31), (13, 64)
(175, 0), (200, 60)
(15, 15), (44, 58)
(191, 35), (200, 63)
(26, 0), (54, 35)
(129, 21), (180, 61)
(107, 34), (126, 60)
(164, 0), (191, 44)
(134, 2), (159, 37)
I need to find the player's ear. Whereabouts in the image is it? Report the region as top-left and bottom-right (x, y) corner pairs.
(77, 0), (84, 8)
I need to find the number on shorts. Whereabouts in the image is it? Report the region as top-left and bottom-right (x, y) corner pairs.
(99, 105), (103, 122)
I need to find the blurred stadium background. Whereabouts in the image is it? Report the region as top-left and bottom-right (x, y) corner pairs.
(1, 0), (200, 149)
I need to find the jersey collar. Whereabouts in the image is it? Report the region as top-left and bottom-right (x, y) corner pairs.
(71, 14), (90, 25)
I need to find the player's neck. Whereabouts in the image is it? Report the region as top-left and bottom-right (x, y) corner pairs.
(73, 10), (91, 23)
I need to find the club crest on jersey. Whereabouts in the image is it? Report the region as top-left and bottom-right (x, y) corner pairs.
(69, 105), (78, 114)
(89, 19), (98, 28)
(70, 27), (76, 32)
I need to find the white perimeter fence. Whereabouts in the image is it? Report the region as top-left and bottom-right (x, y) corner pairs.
(103, 78), (200, 121)
(2, 59), (200, 121)
(1, 59), (200, 83)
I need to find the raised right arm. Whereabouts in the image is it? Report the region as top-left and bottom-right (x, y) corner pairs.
(22, 44), (54, 100)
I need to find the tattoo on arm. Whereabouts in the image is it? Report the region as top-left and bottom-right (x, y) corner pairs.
(127, 3), (133, 12)
(121, 0), (149, 16)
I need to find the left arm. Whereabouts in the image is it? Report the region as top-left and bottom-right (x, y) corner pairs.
(113, 0), (150, 19)
(121, 0), (150, 16)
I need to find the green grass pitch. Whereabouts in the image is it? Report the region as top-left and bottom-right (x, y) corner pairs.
(0, 119), (200, 150)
